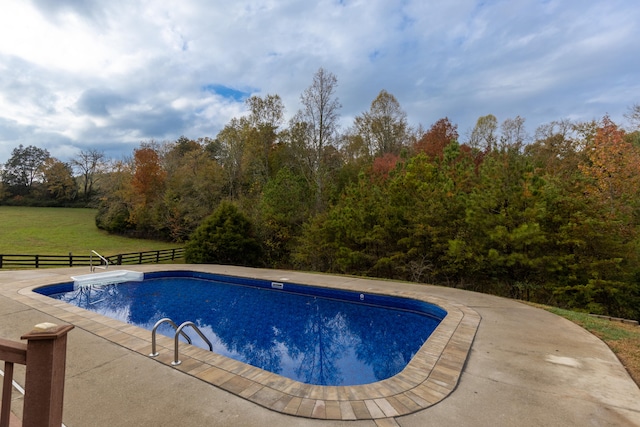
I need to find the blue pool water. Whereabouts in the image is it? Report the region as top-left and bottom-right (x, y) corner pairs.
(36, 271), (445, 386)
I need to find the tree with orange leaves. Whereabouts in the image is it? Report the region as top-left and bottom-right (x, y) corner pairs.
(579, 116), (640, 221)
(413, 117), (458, 158)
(130, 143), (167, 229)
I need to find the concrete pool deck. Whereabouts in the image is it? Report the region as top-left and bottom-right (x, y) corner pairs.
(1, 265), (640, 426)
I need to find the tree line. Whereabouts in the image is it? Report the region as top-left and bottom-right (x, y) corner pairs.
(2, 68), (640, 319)
(0, 145), (106, 205)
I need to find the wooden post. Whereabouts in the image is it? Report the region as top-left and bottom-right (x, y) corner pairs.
(21, 323), (74, 427)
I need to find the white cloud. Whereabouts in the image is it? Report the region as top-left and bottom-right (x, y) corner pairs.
(0, 0), (638, 163)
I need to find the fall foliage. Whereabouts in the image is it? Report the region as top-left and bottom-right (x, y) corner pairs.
(2, 70), (639, 320)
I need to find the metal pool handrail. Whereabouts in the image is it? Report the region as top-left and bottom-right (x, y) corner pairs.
(90, 250), (109, 272)
(149, 318), (192, 357)
(172, 322), (213, 366)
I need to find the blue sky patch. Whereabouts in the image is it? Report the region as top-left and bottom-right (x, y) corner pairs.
(202, 84), (252, 102)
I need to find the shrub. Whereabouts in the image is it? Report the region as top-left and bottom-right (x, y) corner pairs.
(184, 202), (261, 266)
(95, 202), (133, 234)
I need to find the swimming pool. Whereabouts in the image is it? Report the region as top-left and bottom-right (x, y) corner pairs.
(36, 270), (446, 386)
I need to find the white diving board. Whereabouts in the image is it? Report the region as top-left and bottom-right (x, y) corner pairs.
(71, 270), (144, 289)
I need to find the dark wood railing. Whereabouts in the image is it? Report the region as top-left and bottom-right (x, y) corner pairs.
(1, 323), (74, 427)
(0, 248), (184, 269)
(108, 248), (184, 266)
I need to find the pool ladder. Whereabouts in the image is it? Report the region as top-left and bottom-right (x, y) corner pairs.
(149, 318), (213, 366)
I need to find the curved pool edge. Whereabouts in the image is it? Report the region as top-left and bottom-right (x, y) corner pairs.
(14, 265), (480, 421)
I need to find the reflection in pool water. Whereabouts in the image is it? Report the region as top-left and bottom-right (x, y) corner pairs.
(39, 275), (444, 386)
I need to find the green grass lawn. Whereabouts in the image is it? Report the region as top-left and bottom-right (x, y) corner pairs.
(0, 206), (180, 256)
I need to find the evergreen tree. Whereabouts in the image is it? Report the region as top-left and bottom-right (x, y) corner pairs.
(185, 202), (261, 266)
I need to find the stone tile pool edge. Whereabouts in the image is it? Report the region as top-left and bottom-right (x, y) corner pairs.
(9, 265), (480, 421)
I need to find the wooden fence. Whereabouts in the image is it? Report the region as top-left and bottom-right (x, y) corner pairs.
(0, 248), (184, 269)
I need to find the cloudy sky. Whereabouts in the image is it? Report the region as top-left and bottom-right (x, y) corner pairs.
(0, 0), (638, 163)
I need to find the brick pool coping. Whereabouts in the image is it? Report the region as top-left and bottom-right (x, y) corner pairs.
(10, 266), (480, 421)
